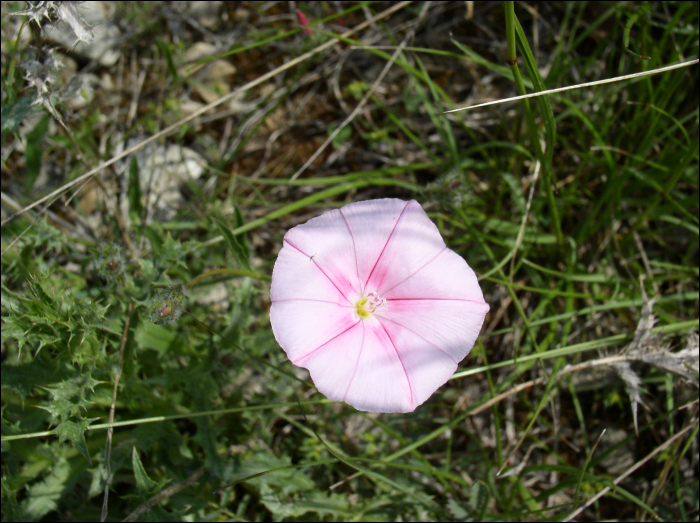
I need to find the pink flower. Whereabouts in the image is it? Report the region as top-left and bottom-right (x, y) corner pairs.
(270, 199), (489, 413)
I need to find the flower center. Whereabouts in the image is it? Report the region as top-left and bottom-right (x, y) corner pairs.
(355, 292), (386, 318)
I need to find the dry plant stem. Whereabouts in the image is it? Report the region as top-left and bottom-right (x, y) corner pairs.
(0, 192), (36, 224)
(288, 2), (429, 181)
(1, 401), (332, 443)
(101, 300), (133, 523)
(563, 422), (696, 522)
(122, 467), (206, 522)
(0, 1), (413, 227)
(0, 222), (34, 257)
(445, 59), (699, 113)
(288, 39), (404, 181)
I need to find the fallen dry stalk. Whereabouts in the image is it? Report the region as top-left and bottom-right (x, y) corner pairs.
(444, 59), (699, 113)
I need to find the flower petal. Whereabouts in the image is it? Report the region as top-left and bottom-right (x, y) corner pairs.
(374, 249), (489, 408)
(282, 208), (360, 300)
(342, 319), (414, 413)
(294, 322), (365, 402)
(382, 248), (486, 302)
(377, 298), (488, 374)
(271, 240), (350, 305)
(377, 316), (461, 408)
(271, 300), (357, 363)
(340, 199), (411, 292)
(364, 200), (447, 294)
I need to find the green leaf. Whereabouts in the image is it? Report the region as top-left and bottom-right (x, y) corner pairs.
(24, 114), (51, 195)
(447, 497), (469, 520)
(239, 451), (317, 518)
(127, 156), (143, 219)
(40, 380), (87, 422)
(154, 232), (193, 270)
(135, 321), (177, 353)
(469, 480), (491, 520)
(21, 457), (71, 520)
(1, 357), (73, 399)
(623, 3), (652, 59)
(213, 216), (251, 271)
(55, 419), (92, 464)
(232, 204), (246, 232)
(514, 18), (556, 166)
(156, 38), (179, 83)
(132, 446), (157, 492)
(190, 376), (223, 478)
(328, 123), (352, 148)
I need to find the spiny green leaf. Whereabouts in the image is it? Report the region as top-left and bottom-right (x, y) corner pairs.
(36, 373), (101, 426)
(55, 419), (93, 464)
(132, 446), (158, 492)
(156, 232), (193, 270)
(2, 275), (108, 364)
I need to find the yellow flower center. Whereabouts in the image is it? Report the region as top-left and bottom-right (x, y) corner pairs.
(355, 292), (385, 318)
(355, 297), (371, 318)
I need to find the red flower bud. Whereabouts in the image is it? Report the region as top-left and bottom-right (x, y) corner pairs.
(296, 9), (312, 36)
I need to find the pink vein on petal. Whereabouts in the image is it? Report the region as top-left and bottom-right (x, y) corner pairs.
(376, 315), (459, 364)
(293, 320), (361, 364)
(379, 321), (415, 410)
(380, 246), (447, 296)
(364, 200), (410, 289)
(342, 321), (365, 402)
(339, 207), (362, 294)
(284, 238), (351, 304)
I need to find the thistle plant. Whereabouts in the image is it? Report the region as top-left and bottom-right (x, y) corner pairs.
(95, 242), (126, 283)
(146, 284), (187, 326)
